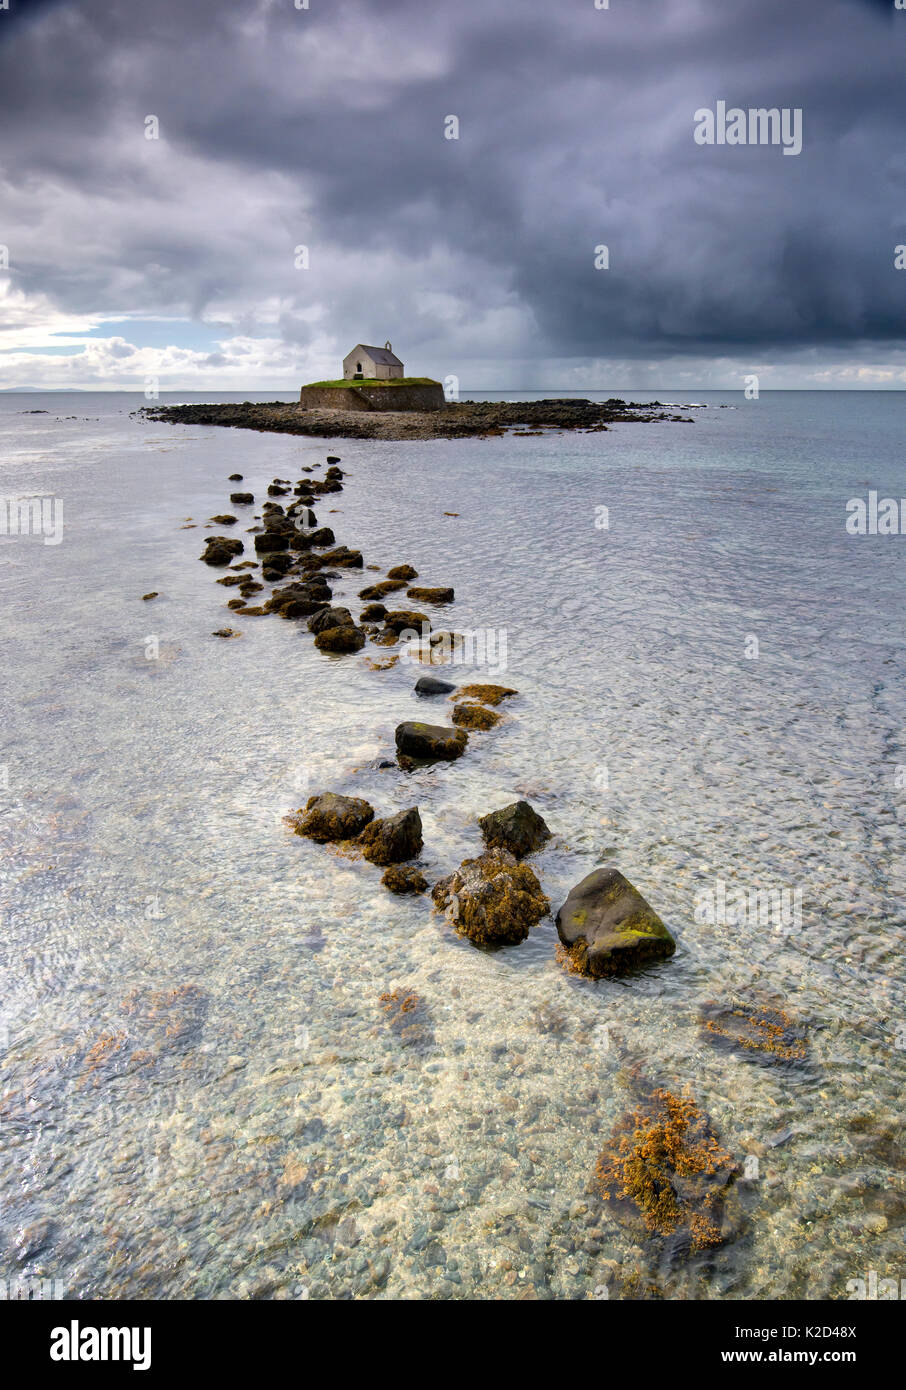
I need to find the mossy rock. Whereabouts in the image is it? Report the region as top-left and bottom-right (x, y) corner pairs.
(381, 865), (428, 894)
(359, 807), (423, 865)
(407, 586), (454, 604)
(359, 579), (407, 600)
(387, 564), (418, 581)
(395, 722), (467, 762)
(291, 792), (374, 842)
(455, 683), (517, 707)
(478, 800), (550, 859)
(383, 609), (430, 635)
(556, 867), (675, 977)
(314, 624), (365, 653)
(432, 849), (549, 947)
(452, 702), (499, 731)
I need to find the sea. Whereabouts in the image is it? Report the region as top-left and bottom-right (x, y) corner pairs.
(0, 389), (903, 1300)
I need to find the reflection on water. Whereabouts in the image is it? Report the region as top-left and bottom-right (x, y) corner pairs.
(0, 392), (904, 1299)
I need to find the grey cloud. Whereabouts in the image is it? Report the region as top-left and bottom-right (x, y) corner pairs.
(0, 0), (904, 374)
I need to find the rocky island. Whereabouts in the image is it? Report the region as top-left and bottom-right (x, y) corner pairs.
(139, 395), (695, 440)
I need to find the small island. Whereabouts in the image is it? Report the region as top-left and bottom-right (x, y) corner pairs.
(299, 342), (447, 411)
(139, 338), (697, 439)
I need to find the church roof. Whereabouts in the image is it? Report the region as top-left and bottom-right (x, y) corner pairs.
(348, 343), (403, 366)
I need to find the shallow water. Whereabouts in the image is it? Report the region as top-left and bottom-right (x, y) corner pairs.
(1, 390), (904, 1299)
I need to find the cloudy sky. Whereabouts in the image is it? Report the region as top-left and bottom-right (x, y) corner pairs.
(1, 0), (905, 390)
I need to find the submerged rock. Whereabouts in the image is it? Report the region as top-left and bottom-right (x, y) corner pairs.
(359, 807), (423, 865)
(291, 792), (375, 842)
(307, 605), (353, 634)
(359, 579), (407, 600)
(314, 624), (366, 653)
(699, 1001), (808, 1066)
(201, 536), (244, 565)
(254, 531), (289, 553)
(455, 683), (517, 706)
(431, 849), (549, 946)
(452, 703), (499, 730)
(415, 675), (456, 696)
(381, 865), (428, 894)
(555, 867), (675, 977)
(595, 1086), (738, 1253)
(383, 609), (429, 634)
(395, 722), (467, 762)
(407, 586), (454, 604)
(378, 989), (434, 1048)
(209, 514), (237, 525)
(319, 546), (361, 567)
(478, 800), (551, 859)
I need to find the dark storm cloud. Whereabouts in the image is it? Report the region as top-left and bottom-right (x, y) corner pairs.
(1, 0), (905, 370)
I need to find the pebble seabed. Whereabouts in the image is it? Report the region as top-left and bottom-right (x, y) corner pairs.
(1, 408), (904, 1302)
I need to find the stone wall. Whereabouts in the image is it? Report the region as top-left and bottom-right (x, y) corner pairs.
(299, 383), (446, 412)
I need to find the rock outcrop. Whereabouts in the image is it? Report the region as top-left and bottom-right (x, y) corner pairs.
(432, 849), (549, 946)
(478, 800), (551, 859)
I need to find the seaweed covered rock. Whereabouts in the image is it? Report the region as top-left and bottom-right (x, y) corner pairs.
(359, 807), (423, 865)
(266, 581), (332, 617)
(261, 555), (295, 579)
(454, 683), (517, 707)
(254, 531), (289, 553)
(395, 722), (467, 762)
(291, 793), (374, 842)
(319, 546), (362, 568)
(229, 492), (254, 504)
(201, 536), (244, 565)
(314, 624), (366, 653)
(431, 849), (549, 946)
(307, 606), (353, 634)
(452, 703), (500, 730)
(699, 1001), (808, 1066)
(381, 865), (428, 894)
(478, 800), (551, 860)
(387, 564), (418, 581)
(595, 1087), (738, 1252)
(556, 867), (675, 977)
(209, 514), (237, 525)
(360, 602), (387, 622)
(359, 579), (407, 600)
(378, 989), (433, 1048)
(308, 527), (335, 548)
(383, 609), (429, 635)
(407, 586), (454, 604)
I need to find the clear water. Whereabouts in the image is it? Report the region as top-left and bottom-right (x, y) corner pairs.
(1, 390), (904, 1300)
